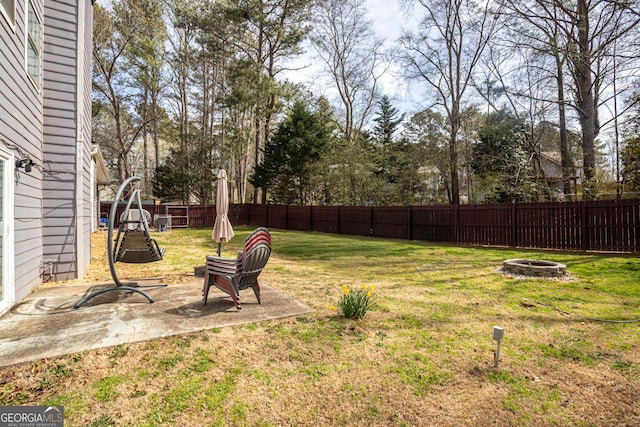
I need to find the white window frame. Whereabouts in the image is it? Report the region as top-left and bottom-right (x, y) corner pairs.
(0, 145), (15, 316)
(0, 0), (15, 27)
(25, 0), (41, 89)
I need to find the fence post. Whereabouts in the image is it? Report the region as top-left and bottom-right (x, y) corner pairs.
(581, 202), (588, 251)
(511, 201), (517, 247)
(408, 205), (412, 240)
(266, 204), (270, 228)
(454, 205), (460, 244)
(370, 206), (373, 236)
(337, 206), (341, 235)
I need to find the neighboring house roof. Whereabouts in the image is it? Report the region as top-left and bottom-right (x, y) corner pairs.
(538, 152), (583, 180)
(540, 152), (583, 167)
(539, 152), (562, 165)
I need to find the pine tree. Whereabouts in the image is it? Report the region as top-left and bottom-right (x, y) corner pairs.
(251, 101), (331, 204)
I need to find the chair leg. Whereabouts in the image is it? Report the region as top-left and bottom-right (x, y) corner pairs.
(203, 271), (211, 305)
(251, 280), (261, 305)
(229, 280), (242, 311)
(214, 277), (242, 311)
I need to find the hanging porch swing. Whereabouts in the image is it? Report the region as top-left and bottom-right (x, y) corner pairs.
(74, 176), (167, 308)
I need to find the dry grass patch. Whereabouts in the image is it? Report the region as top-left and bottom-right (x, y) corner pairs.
(1, 228), (639, 426)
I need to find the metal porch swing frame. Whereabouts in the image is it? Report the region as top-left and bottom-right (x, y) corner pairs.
(74, 176), (167, 308)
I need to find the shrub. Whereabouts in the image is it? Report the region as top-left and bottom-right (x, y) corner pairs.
(331, 285), (376, 319)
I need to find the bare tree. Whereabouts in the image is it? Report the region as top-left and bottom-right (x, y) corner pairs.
(495, 0), (640, 199)
(166, 0), (198, 154)
(311, 0), (386, 145)
(92, 2), (148, 185)
(487, 2), (575, 197)
(552, 0), (637, 198)
(400, 0), (501, 204)
(126, 0), (168, 197)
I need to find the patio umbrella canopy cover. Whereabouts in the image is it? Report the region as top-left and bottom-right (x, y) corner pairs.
(212, 169), (234, 255)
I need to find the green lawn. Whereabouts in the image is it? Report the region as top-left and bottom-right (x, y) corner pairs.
(1, 227), (639, 426)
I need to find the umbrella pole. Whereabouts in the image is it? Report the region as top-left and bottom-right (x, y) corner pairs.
(217, 242), (221, 256)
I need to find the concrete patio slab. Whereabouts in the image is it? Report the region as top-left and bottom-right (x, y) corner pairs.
(0, 280), (313, 368)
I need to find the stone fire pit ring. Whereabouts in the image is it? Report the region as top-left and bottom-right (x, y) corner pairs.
(503, 259), (567, 278)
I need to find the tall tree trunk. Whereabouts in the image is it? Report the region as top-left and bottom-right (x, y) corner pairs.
(254, 114), (263, 203)
(180, 62), (189, 151)
(253, 26), (265, 204)
(555, 52), (572, 198)
(449, 103), (460, 205)
(449, 138), (460, 205)
(152, 90), (160, 171)
(142, 85), (149, 195)
(575, 0), (597, 199)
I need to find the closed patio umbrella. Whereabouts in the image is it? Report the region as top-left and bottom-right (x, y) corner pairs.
(212, 169), (234, 255)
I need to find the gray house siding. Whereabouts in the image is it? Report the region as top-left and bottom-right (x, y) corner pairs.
(1, 0), (45, 304)
(1, 0), (93, 315)
(42, 0), (92, 281)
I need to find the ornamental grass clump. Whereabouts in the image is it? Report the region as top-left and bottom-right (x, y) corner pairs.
(332, 284), (376, 319)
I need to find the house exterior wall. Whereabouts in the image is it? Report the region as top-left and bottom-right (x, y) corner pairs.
(0, 0), (92, 314)
(42, 0), (93, 281)
(1, 0), (45, 304)
(540, 158), (563, 179)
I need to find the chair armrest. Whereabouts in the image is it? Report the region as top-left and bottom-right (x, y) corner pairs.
(206, 255), (237, 263)
(206, 254), (241, 275)
(207, 264), (236, 274)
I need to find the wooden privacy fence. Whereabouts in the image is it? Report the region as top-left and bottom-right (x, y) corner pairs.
(100, 199), (640, 253)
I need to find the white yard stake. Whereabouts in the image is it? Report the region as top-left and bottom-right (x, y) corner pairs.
(493, 326), (504, 368)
